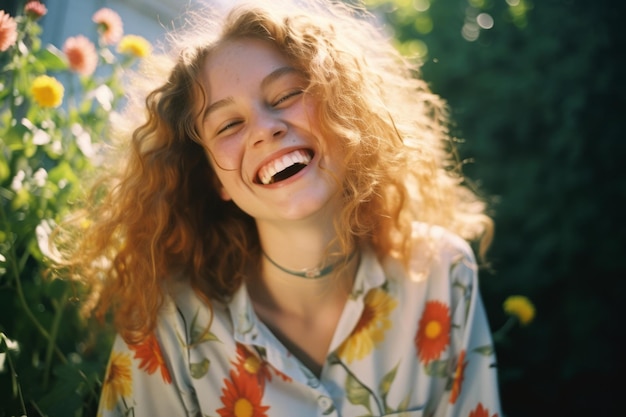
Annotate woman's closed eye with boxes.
[217,120,243,135]
[272,89,303,107]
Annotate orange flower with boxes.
[0,10,18,52]
[337,288,398,362]
[415,300,451,365]
[233,344,292,387]
[100,351,132,411]
[63,35,98,76]
[234,344,272,388]
[468,403,499,417]
[217,370,270,417]
[129,333,172,384]
[24,1,47,19]
[92,8,123,45]
[449,350,468,404]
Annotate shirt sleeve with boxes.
[433,238,502,417]
[97,312,199,417]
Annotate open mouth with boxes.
[257,149,313,185]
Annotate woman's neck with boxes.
[250,219,357,317]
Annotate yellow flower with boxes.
[337,288,398,362]
[31,75,64,108]
[503,295,535,325]
[117,35,151,58]
[100,351,133,410]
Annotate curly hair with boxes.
[54,0,493,343]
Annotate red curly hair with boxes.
[54,0,493,344]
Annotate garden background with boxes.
[1,0,624,416]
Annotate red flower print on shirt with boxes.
[217,369,270,417]
[469,403,499,417]
[234,344,273,387]
[129,333,172,384]
[415,300,451,365]
[450,350,468,403]
[233,344,293,388]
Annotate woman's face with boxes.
[198,38,346,225]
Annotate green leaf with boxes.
[424,359,449,378]
[473,344,494,356]
[34,45,68,72]
[189,358,210,379]
[378,363,399,398]
[0,157,9,183]
[345,372,372,413]
[48,160,78,187]
[189,309,220,345]
[396,393,412,412]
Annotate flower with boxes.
[449,350,467,404]
[217,370,270,417]
[117,34,151,58]
[63,35,98,76]
[24,1,48,19]
[468,403,499,417]
[100,351,133,411]
[0,10,18,51]
[233,344,273,388]
[415,300,451,365]
[129,332,172,384]
[503,295,535,325]
[92,8,123,45]
[337,288,398,362]
[31,75,64,108]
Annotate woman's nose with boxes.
[248,107,287,146]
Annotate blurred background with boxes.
[1,0,624,415]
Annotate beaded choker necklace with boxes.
[262,249,358,279]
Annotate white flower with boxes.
[0,332,20,373]
[22,117,51,145]
[32,129,51,145]
[33,168,47,187]
[88,84,114,112]
[10,170,25,191]
[35,219,61,262]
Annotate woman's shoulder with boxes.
[409,222,476,268]
[158,279,234,345]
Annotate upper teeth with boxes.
[258,150,311,185]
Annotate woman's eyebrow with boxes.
[260,66,302,90]
[203,97,235,122]
[203,67,303,122]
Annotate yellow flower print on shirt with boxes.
[100,351,132,411]
[337,288,398,362]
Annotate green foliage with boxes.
[0,6,146,416]
[367,0,623,415]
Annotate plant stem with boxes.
[492,316,517,343]
[43,287,70,389]
[6,344,27,417]
[0,203,68,365]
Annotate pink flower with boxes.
[63,35,98,76]
[92,8,123,45]
[24,1,48,19]
[0,10,18,52]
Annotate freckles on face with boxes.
[193,38,345,221]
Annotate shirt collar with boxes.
[228,246,387,342]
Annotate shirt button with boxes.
[317,395,334,413]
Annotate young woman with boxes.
[58,1,501,415]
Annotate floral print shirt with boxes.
[99,226,501,417]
